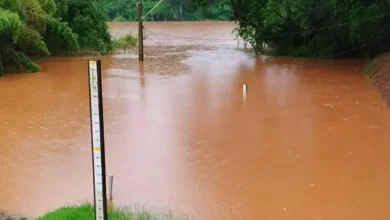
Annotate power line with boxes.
[256,12,390,40]
[142,0,165,20]
[142,12,390,42]
[320,45,367,59]
[112,11,390,56]
[145,34,164,46]
[319,31,390,58]
[145,29,236,41]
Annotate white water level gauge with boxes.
[88,60,108,220]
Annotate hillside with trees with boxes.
[103,0,231,21]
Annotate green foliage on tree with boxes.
[51,0,112,54]
[231,0,390,58]
[0,0,112,76]
[103,0,232,21]
[112,34,138,53]
[1,0,61,75]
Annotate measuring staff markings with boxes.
[88,60,108,220]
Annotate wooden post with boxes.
[138,0,144,61]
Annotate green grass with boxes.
[35,204,188,220]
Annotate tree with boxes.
[231,0,390,58]
[48,0,112,54]
[0,0,78,76]
[0,0,113,76]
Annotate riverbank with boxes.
[366,53,390,105]
[1,205,185,220]
[35,204,186,220]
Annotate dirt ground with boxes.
[368,53,390,105]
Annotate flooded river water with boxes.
[1,22,390,220]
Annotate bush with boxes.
[112,35,138,53]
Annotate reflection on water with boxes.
[1,22,390,220]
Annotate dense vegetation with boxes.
[231,0,390,58]
[3,0,390,77]
[0,0,231,76]
[0,0,112,76]
[103,0,231,21]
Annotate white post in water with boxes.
[243,84,248,93]
[88,60,108,220]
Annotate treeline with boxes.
[0,0,231,76]
[4,0,388,77]
[103,0,232,21]
[0,0,112,76]
[231,0,390,58]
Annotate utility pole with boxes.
[138,0,144,61]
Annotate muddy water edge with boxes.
[366,52,390,104]
[1,22,390,220]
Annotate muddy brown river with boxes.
[1,22,390,220]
